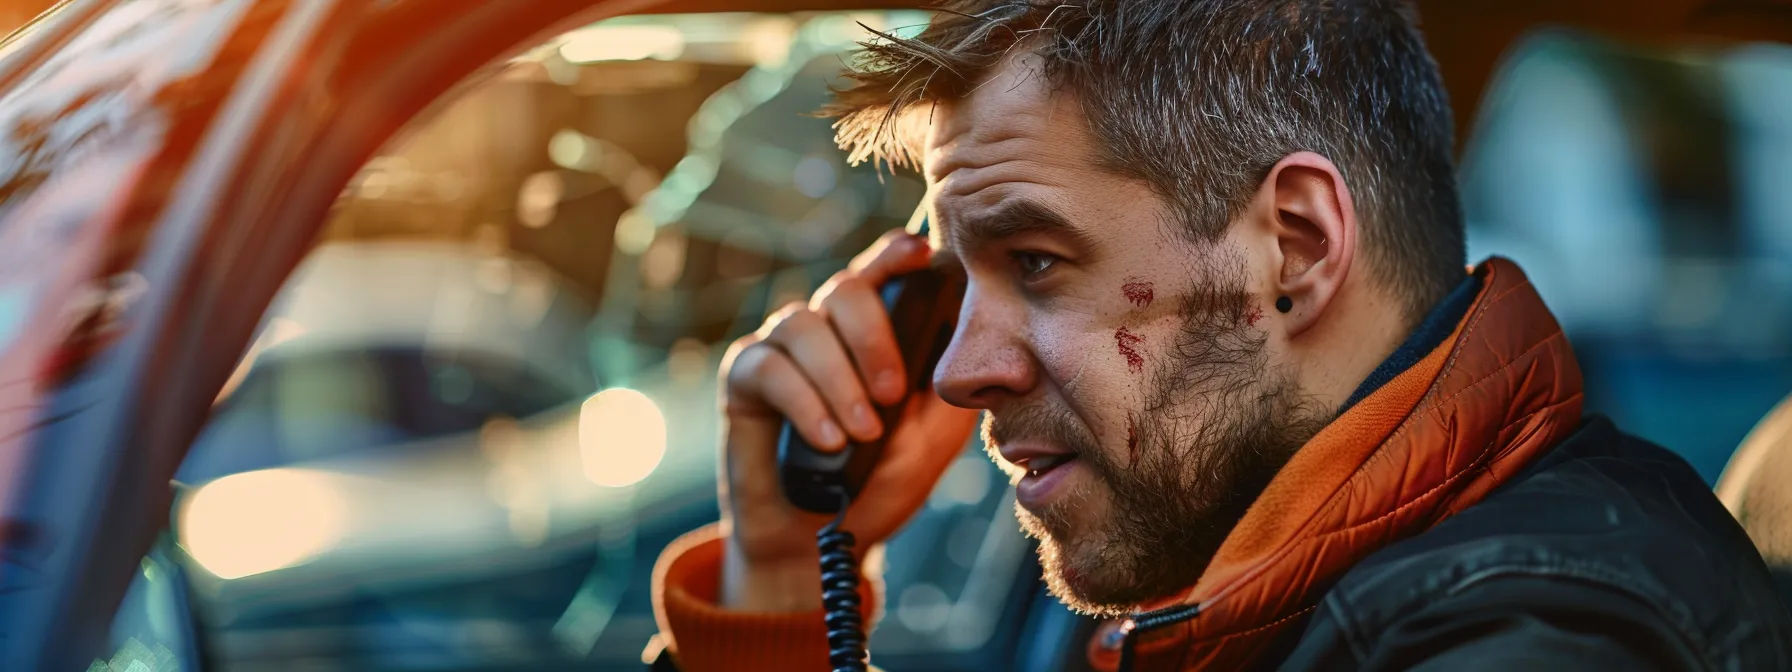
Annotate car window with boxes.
[105,11,1052,671]
[1460,33,1792,482]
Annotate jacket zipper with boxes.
[1118,603,1204,671]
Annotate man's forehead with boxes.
[922,56,1074,181]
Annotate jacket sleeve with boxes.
[647,523,882,671]
[1299,575,1705,671]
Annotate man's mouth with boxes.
[1012,450,1084,510]
[1026,453,1079,478]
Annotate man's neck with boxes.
[1292,272,1480,415]
[1336,274,1482,415]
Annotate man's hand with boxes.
[716,230,980,612]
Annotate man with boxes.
[646,1,1792,669]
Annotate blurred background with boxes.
[66,7,1792,672]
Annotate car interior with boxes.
[0,2,1779,671]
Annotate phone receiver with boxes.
[777,217,961,514]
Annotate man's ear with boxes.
[1260,151,1357,337]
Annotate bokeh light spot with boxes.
[179,469,348,580]
[578,388,668,488]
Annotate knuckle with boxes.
[766,301,805,323]
[851,232,910,267]
[813,275,867,311]
[762,303,816,336]
[723,341,771,380]
[783,308,822,333]
[722,334,759,362]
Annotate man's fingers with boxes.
[763,309,883,442]
[845,230,932,286]
[811,230,930,406]
[726,341,847,453]
[813,275,907,407]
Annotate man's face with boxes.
[925,58,1329,616]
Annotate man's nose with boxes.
[932,289,1036,410]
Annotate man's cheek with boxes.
[1029,324,1108,390]
[1031,324,1151,449]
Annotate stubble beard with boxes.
[993,258,1331,618]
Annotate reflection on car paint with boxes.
[0,10,288,665]
[0,283,28,352]
[0,0,268,448]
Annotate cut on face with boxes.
[924,55,1330,616]
[986,252,1329,616]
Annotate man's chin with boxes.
[1025,510,1202,618]
[1035,534,1141,618]
[1015,484,1155,616]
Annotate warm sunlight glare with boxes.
[558,25,685,64]
[179,469,348,580]
[578,388,667,488]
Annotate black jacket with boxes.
[1275,416,1792,670]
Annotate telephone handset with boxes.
[773,212,961,672]
[776,213,961,513]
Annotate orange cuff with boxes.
[650,523,882,671]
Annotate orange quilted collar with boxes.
[1104,257,1586,670]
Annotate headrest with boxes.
[1716,393,1792,599]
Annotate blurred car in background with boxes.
[0,0,1789,670]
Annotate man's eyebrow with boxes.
[947,199,1097,254]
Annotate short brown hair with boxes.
[827,0,1466,320]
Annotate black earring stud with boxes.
[1275,296,1293,314]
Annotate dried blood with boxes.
[1115,327,1145,373]
[1121,278,1155,308]
[1126,415,1139,466]
[1244,306,1264,327]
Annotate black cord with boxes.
[816,489,866,672]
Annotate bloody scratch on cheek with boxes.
[1114,327,1145,373]
[1121,278,1155,308]
[1244,306,1264,327]
[1126,414,1138,467]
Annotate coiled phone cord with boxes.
[817,488,867,672]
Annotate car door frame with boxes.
[0,0,914,667]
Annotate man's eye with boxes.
[1011,251,1059,279]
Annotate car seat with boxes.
[1716,393,1792,603]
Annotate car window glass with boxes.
[109,11,1050,671]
